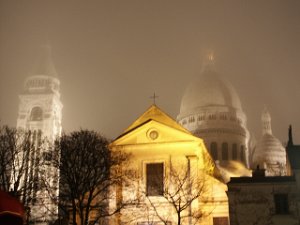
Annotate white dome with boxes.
[177,62,249,169]
[251,108,286,176]
[253,134,286,166]
[179,67,242,118]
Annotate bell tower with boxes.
[17,46,62,140]
[17,46,62,224]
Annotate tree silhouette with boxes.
[52,129,130,225]
[0,125,48,224]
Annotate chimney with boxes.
[252,165,265,178]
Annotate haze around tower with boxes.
[0,0,299,143]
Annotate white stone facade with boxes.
[16,47,62,224]
[252,107,286,176]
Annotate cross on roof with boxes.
[150,92,159,105]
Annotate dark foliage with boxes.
[53,129,129,225]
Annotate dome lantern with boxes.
[261,106,272,135]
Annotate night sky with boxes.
[0,1,299,143]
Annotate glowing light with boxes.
[208,52,214,62]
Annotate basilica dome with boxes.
[177,59,249,169]
[179,64,242,118]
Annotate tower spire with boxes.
[261,106,272,135]
[32,45,58,77]
[287,125,294,147]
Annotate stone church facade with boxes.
[109,105,229,225]
[15,50,291,224]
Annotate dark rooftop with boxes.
[228,175,295,184]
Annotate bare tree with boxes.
[0,125,47,223]
[145,157,212,225]
[52,129,130,225]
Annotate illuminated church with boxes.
[16,49,288,225]
[107,56,288,225]
[109,104,229,225]
[176,56,286,178]
[16,46,62,224]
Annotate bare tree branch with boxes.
[50,129,131,225]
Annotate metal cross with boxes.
[150,92,159,105]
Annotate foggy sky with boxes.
[0,0,300,143]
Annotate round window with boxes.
[148,129,159,140]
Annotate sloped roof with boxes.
[122,104,190,135]
[111,104,224,182]
[228,176,295,184]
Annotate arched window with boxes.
[198,114,205,121]
[30,107,43,121]
[240,145,245,163]
[210,142,218,160]
[222,142,228,160]
[232,143,237,160]
[209,114,217,120]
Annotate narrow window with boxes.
[222,142,228,160]
[232,144,237,160]
[240,145,245,163]
[146,163,164,196]
[274,194,289,214]
[210,142,218,160]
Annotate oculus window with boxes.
[146,163,164,196]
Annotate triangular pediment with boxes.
[123,104,189,135]
[110,104,223,182]
[112,119,200,146]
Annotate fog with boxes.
[0,0,299,143]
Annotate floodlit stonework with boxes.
[177,57,286,179]
[16,46,62,224]
[252,107,286,176]
[177,58,250,175]
[109,105,229,225]
[13,51,292,224]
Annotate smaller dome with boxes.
[252,108,286,175]
[253,134,286,165]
